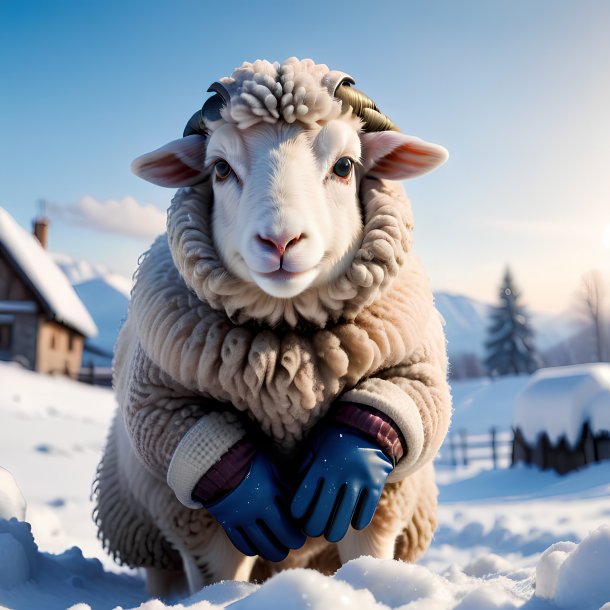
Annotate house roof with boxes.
[0,208,97,338]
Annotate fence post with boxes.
[449,433,457,467]
[460,429,468,466]
[491,427,497,469]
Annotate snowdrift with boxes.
[1,516,609,610]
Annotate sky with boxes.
[1,0,609,315]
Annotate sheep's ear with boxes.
[131,134,208,187]
[361,131,448,180]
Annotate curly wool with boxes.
[132,179,434,453]
[167,177,412,328]
[95,176,451,582]
[217,58,344,129]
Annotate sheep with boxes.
[93,57,452,597]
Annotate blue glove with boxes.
[204,451,306,562]
[291,426,393,543]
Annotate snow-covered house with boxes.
[512,364,610,474]
[0,208,97,377]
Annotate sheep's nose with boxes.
[256,233,303,256]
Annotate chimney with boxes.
[33,217,49,249]
[33,200,49,249]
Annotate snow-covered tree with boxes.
[484,268,540,376]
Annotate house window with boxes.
[68,332,75,352]
[0,324,12,350]
[50,333,56,350]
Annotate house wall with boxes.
[36,320,84,377]
[0,252,40,369]
[0,253,30,300]
[0,312,39,368]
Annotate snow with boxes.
[52,252,132,300]
[0,467,25,521]
[73,278,129,358]
[451,375,531,434]
[52,252,132,365]
[536,527,610,609]
[1,363,609,609]
[513,364,610,445]
[0,208,97,338]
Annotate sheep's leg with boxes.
[336,523,399,563]
[145,567,189,599]
[178,529,258,592]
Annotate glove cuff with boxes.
[192,437,256,505]
[332,402,405,465]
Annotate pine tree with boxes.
[484,268,540,376]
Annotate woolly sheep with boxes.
[94,57,452,597]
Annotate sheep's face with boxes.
[131,57,449,324]
[206,118,363,298]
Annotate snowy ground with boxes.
[0,363,609,610]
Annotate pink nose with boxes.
[256,233,303,256]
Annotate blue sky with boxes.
[1,0,609,313]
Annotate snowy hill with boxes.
[433,292,491,357]
[1,362,610,609]
[72,279,129,360]
[435,291,579,359]
[52,253,131,366]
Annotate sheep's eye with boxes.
[214,159,232,180]
[332,157,353,179]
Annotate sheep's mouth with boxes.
[250,266,319,298]
[253,267,317,282]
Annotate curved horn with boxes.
[207,81,231,104]
[183,81,232,137]
[322,71,355,96]
[183,109,206,137]
[333,80,399,133]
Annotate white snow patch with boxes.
[536,526,610,609]
[535,540,577,599]
[336,556,454,607]
[463,553,514,578]
[0,467,26,521]
[551,525,610,609]
[0,208,97,337]
[52,251,133,300]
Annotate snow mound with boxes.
[514,364,610,445]
[0,519,145,610]
[463,553,513,578]
[0,466,26,521]
[1,518,610,609]
[536,525,610,609]
[336,556,454,607]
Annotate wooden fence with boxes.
[436,428,513,469]
[77,362,113,387]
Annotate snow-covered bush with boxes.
[513,364,610,473]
